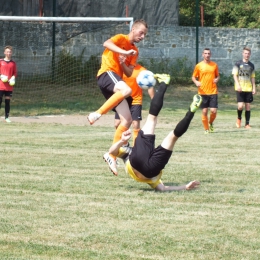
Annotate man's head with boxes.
[129,19,148,43]
[242,47,251,62]
[4,46,13,60]
[202,48,211,62]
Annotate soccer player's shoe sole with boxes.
[103,152,118,176]
[87,112,101,125]
[245,124,251,129]
[154,74,171,84]
[190,94,202,112]
[236,119,241,128]
[5,118,11,123]
[204,130,210,134]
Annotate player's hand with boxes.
[195,81,201,87]
[121,129,131,142]
[237,86,242,92]
[119,54,126,64]
[185,180,200,190]
[125,49,137,56]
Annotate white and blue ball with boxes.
[136,70,156,90]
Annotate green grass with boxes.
[1,86,260,259]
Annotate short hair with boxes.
[4,45,13,51]
[203,48,211,53]
[243,47,251,53]
[132,19,148,29]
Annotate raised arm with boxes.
[104,39,137,56]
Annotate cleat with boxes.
[154,74,171,84]
[87,112,101,125]
[245,124,251,129]
[5,118,11,123]
[190,94,202,112]
[103,152,118,176]
[209,123,214,132]
[236,119,241,128]
[204,130,210,134]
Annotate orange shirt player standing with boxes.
[192,48,220,134]
[87,20,148,175]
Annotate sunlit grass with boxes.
[1,86,260,259]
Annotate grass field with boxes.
[1,86,260,259]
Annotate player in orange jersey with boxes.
[114,64,155,146]
[0,46,17,123]
[192,48,220,134]
[232,47,256,129]
[87,19,148,175]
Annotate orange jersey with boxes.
[97,34,139,78]
[192,61,219,95]
[123,64,146,105]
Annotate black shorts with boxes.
[200,94,218,109]
[115,104,142,121]
[236,91,253,103]
[97,71,122,100]
[129,130,172,178]
[0,90,12,98]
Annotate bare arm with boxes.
[118,55,134,77]
[154,180,200,192]
[109,129,132,156]
[192,76,201,87]
[233,74,242,92]
[213,75,220,83]
[104,39,137,56]
[251,77,256,94]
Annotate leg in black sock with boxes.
[245,110,250,125]
[149,82,167,116]
[173,110,194,138]
[5,99,10,119]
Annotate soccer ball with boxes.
[136,70,156,90]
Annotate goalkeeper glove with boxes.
[9,76,15,86]
[0,74,8,82]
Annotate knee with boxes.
[121,116,132,128]
[114,81,132,97]
[121,86,132,97]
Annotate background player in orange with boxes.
[192,48,220,134]
[87,19,148,175]
[232,47,256,129]
[114,64,155,146]
[0,46,17,123]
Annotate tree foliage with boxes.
[179,0,260,28]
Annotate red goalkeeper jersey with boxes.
[0,59,17,91]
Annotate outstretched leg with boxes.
[161,94,202,151]
[142,74,170,135]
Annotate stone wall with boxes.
[1,21,260,75]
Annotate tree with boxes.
[180,0,260,28]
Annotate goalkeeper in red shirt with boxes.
[0,46,17,123]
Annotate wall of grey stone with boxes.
[1,21,260,76]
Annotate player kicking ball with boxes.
[106,74,201,191]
